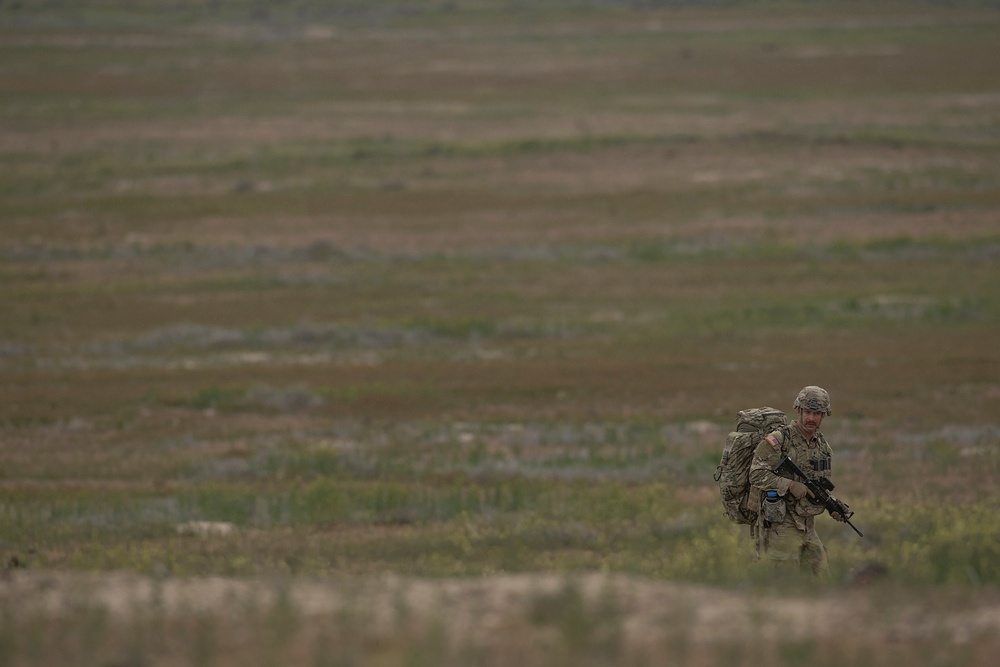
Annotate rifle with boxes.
[775,456,864,537]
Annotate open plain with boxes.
[2,1,1000,665]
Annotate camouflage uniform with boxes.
[748,387,835,581]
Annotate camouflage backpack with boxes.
[713,407,788,525]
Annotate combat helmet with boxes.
[793,385,832,415]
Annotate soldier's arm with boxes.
[748,431,792,495]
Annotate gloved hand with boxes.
[830,502,850,522]
[787,480,812,500]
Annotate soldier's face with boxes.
[797,408,825,435]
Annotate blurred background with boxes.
[2,1,1000,665]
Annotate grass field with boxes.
[2,0,1000,665]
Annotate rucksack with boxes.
[713,407,788,525]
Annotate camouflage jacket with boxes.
[748,423,833,524]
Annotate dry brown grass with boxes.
[4,569,1000,667]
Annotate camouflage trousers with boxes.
[759,515,831,581]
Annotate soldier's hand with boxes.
[787,480,812,500]
[831,502,851,522]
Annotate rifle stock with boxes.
[775,456,864,537]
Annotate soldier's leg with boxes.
[763,521,803,571]
[802,526,832,582]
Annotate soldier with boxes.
[748,386,848,580]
